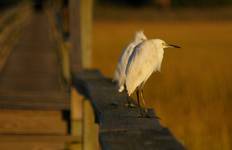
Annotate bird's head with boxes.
[134,31,147,42]
[153,39,181,49]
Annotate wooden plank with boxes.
[0,110,68,135]
[0,99,69,110]
[79,0,93,68]
[99,109,161,132]
[0,142,65,150]
[0,91,69,110]
[100,130,185,150]
[70,88,83,150]
[0,135,80,142]
[71,88,83,138]
[47,9,71,84]
[0,11,70,110]
[0,135,80,150]
[73,70,186,150]
[69,0,83,71]
[69,0,93,72]
[83,100,99,150]
[0,4,31,73]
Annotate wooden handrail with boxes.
[73,70,185,150]
[0,4,31,72]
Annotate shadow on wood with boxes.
[73,70,186,150]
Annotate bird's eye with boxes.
[162,42,165,46]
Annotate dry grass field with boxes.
[92,19,232,150]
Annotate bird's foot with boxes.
[125,102,136,108]
[138,108,153,118]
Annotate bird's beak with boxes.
[166,44,181,48]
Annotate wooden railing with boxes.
[47,10,71,85]
[0,4,31,72]
[73,70,186,150]
[48,0,186,149]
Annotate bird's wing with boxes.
[125,41,158,95]
[114,31,148,81]
[113,47,126,81]
[120,43,137,86]
[114,42,140,87]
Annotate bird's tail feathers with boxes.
[118,86,124,92]
[117,74,126,91]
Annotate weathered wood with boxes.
[0,110,67,135]
[0,94,69,110]
[0,134,82,150]
[0,5,31,73]
[0,12,70,110]
[47,9,71,84]
[0,135,80,142]
[0,5,76,150]
[100,129,185,150]
[79,0,93,68]
[69,0,93,72]
[69,0,82,71]
[70,88,83,139]
[0,142,65,150]
[83,100,99,150]
[0,134,80,150]
[73,70,185,150]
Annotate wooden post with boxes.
[80,0,93,69]
[69,0,93,149]
[83,100,99,150]
[69,0,93,73]
[70,88,84,150]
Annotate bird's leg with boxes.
[136,88,151,118]
[125,94,136,108]
[137,89,146,117]
[136,89,141,108]
[140,89,148,113]
[125,87,136,108]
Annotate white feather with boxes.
[125,39,165,96]
[113,31,147,92]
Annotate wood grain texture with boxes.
[0,110,67,135]
[0,12,70,110]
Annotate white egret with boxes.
[114,31,147,92]
[125,39,180,114]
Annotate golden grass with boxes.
[92,20,232,150]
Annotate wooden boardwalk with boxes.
[0,10,74,150]
[0,3,186,150]
[0,12,69,110]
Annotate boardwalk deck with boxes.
[0,12,69,110]
[0,9,75,150]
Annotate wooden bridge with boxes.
[0,1,185,150]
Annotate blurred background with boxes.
[1,0,232,150]
[93,1,232,150]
